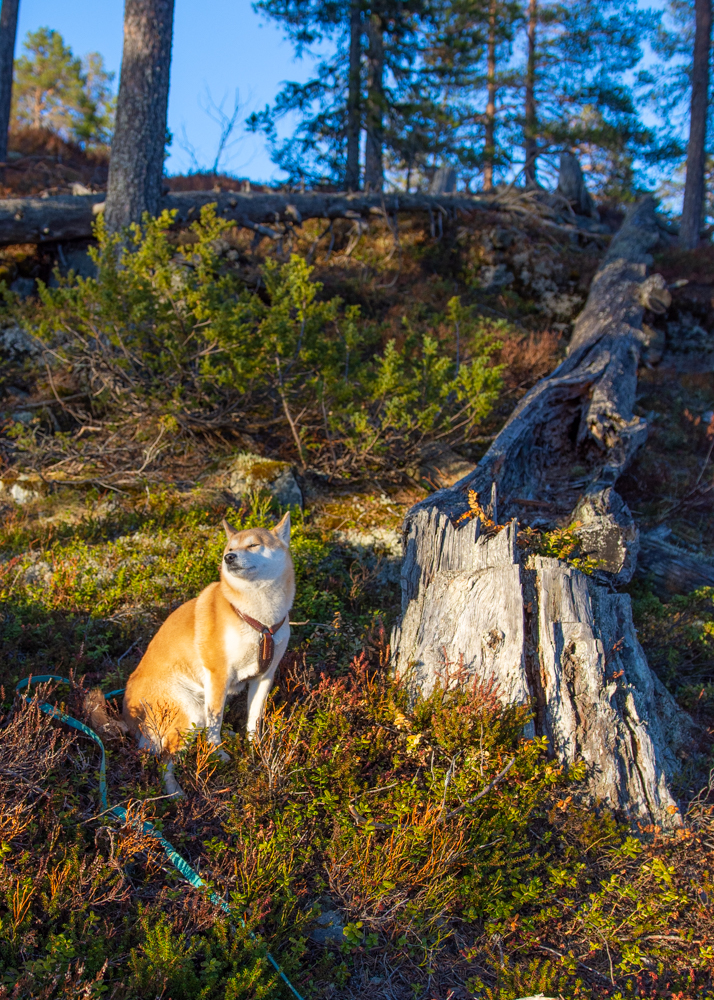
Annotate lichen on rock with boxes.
[227,451,303,507]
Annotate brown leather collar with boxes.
[232,607,286,673]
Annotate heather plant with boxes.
[1,485,714,998]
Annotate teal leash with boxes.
[15,675,306,1000]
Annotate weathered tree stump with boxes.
[393,198,693,827]
[557,151,598,219]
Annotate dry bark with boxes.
[0,0,19,166]
[557,151,597,219]
[679,0,712,249]
[524,0,538,187]
[364,12,385,192]
[637,531,714,599]
[104,0,175,231]
[483,0,498,193]
[393,197,694,827]
[346,0,362,192]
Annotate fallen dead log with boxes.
[637,530,714,598]
[0,187,611,245]
[0,190,491,245]
[393,197,694,828]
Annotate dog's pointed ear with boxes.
[223,517,238,539]
[273,511,291,546]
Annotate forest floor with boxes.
[0,192,714,999]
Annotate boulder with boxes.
[479,263,514,292]
[333,526,402,586]
[572,487,640,584]
[227,452,303,508]
[0,325,42,358]
[417,441,476,489]
[310,908,345,945]
[0,476,42,504]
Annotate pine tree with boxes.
[513,0,656,194]
[251,0,423,188]
[12,27,114,146]
[249,0,352,184]
[364,8,385,189]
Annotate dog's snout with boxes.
[224,551,238,565]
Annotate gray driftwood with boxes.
[393,197,693,828]
[638,529,714,598]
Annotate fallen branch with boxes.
[439,757,515,822]
[347,759,515,831]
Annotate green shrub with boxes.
[1,486,713,998]
[8,207,503,470]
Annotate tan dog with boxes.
[122,512,294,795]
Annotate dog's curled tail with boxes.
[83,688,129,737]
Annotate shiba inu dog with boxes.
[121,512,294,795]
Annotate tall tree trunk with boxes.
[483,0,497,192]
[393,199,695,829]
[105,0,175,232]
[524,0,537,188]
[679,0,712,250]
[345,0,361,191]
[0,0,19,167]
[364,12,384,193]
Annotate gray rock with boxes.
[0,325,42,358]
[418,441,475,489]
[22,559,53,587]
[572,487,639,584]
[10,277,35,299]
[479,263,514,292]
[310,909,345,945]
[0,477,42,504]
[490,228,515,249]
[333,526,402,586]
[61,248,97,279]
[227,452,303,508]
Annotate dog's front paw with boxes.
[163,774,185,798]
[212,746,231,762]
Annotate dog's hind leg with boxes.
[160,757,184,798]
[137,732,185,798]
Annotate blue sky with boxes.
[15,0,311,181]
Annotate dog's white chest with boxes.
[224,619,260,685]
[223,616,289,693]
